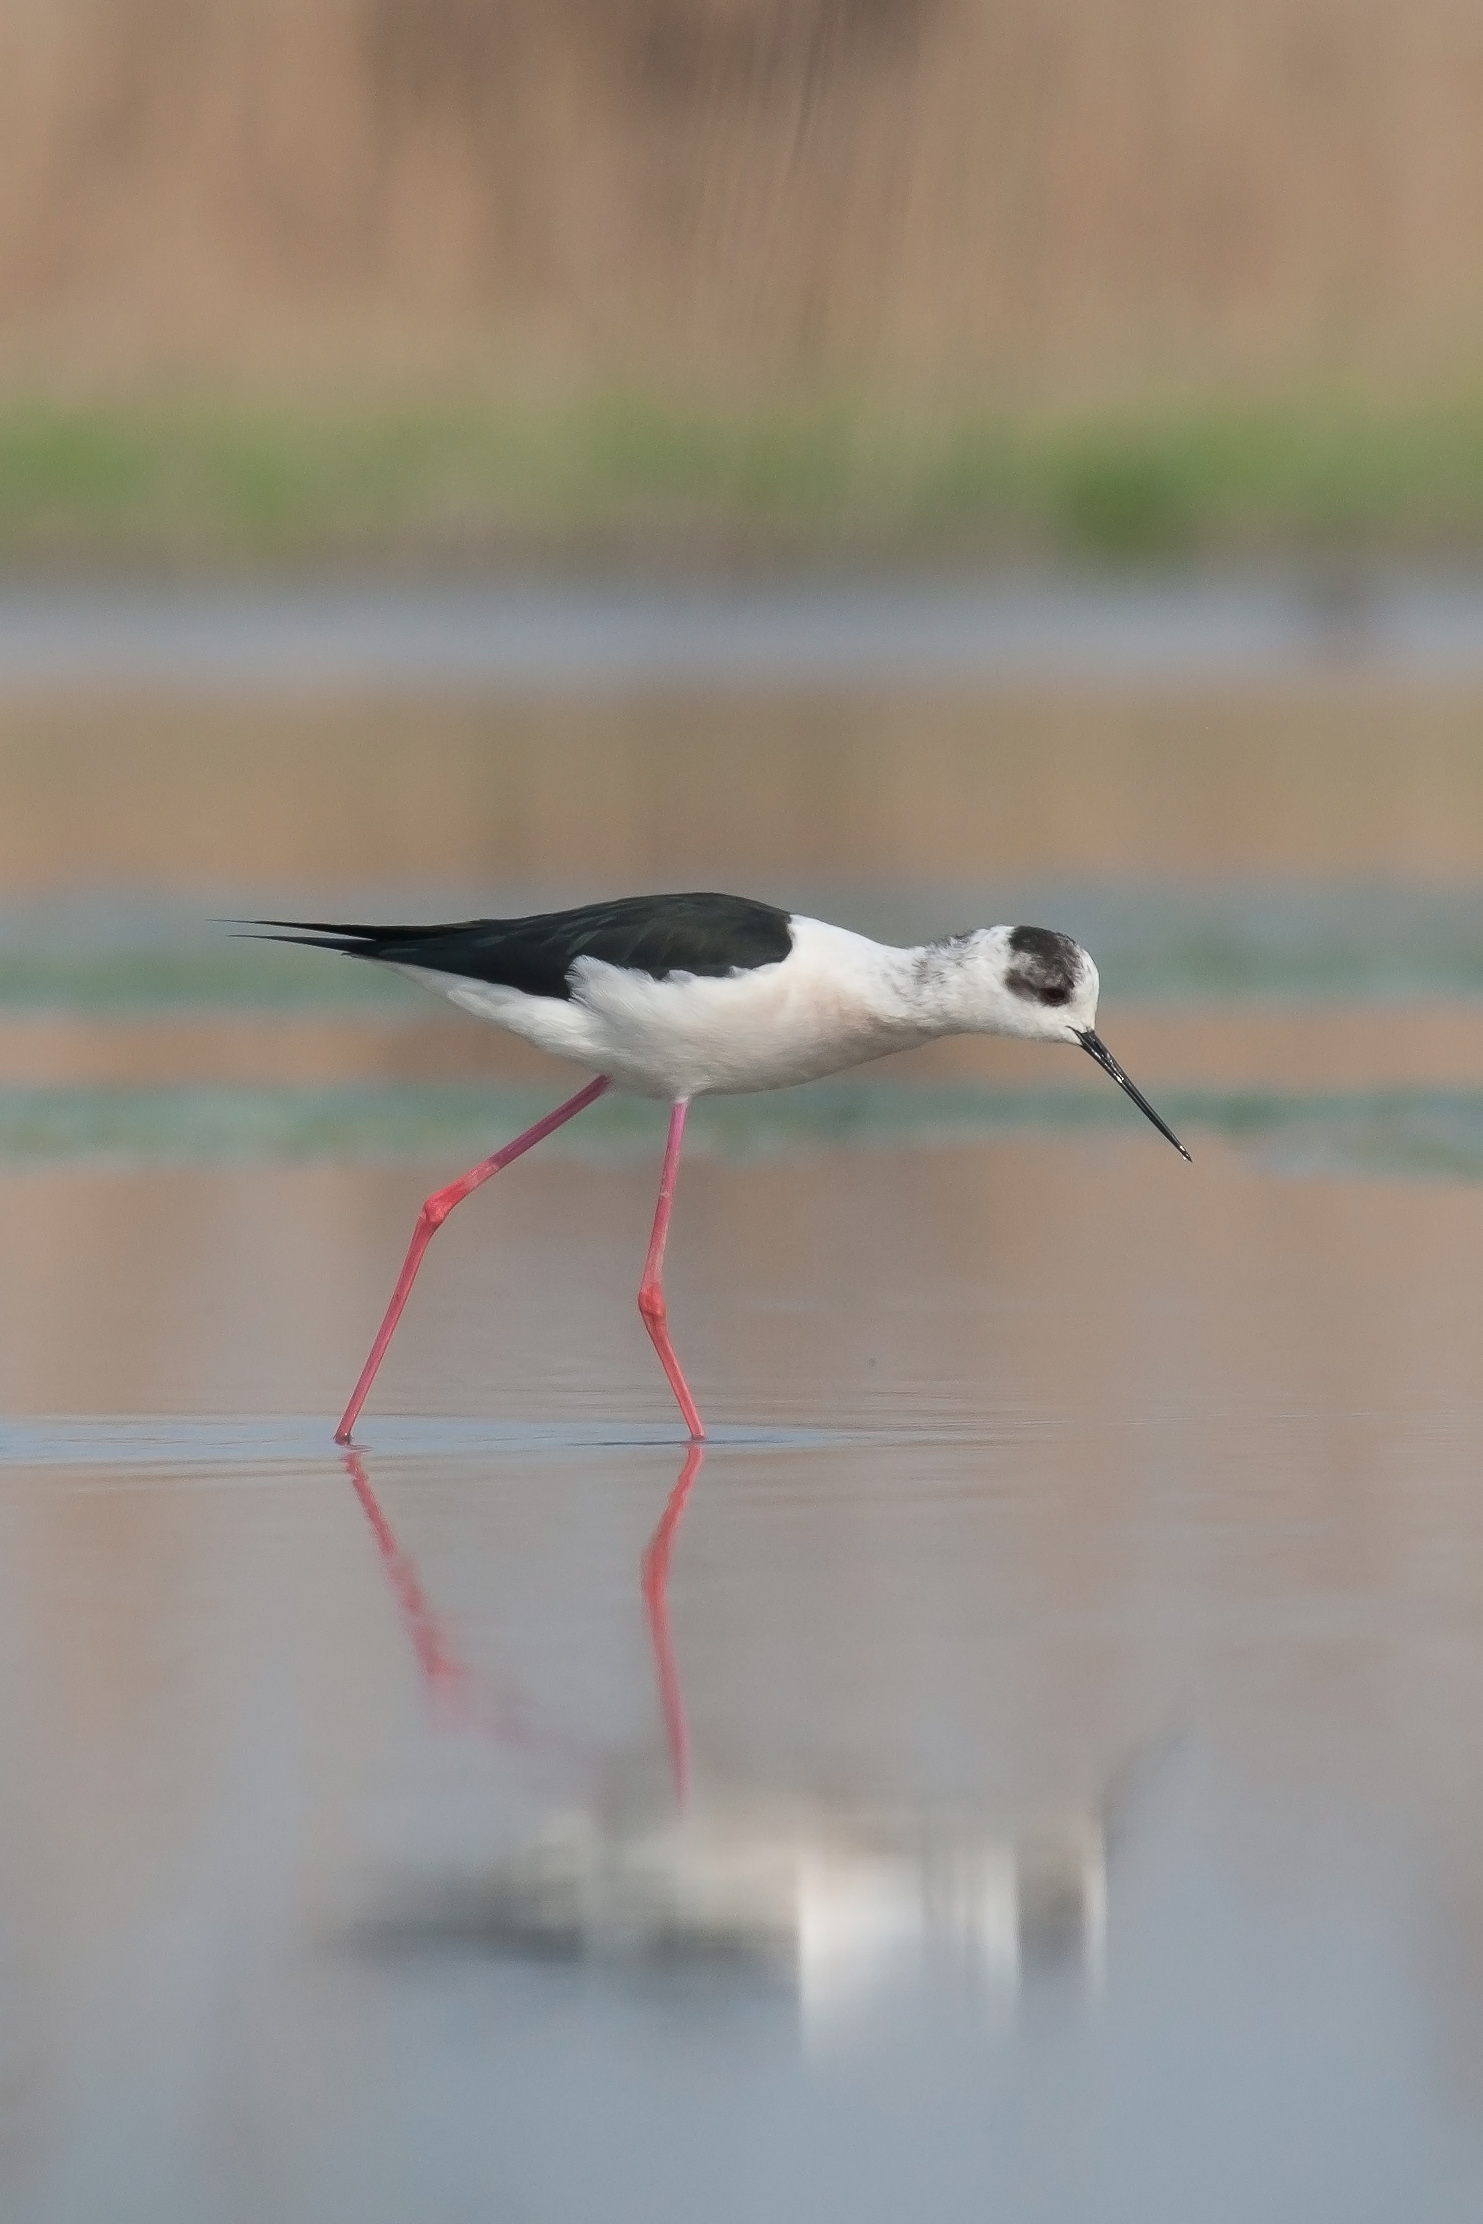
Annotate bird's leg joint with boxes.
[419,1189,459,1234]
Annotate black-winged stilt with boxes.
[261,892,1189,1443]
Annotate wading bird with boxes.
[262,893,1189,1443]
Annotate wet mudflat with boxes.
[6,624,1483,2219]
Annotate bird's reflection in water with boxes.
[343,1447,1112,2034]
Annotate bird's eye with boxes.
[1005,966,1074,1006]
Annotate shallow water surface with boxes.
[3,1138,1483,2223]
[6,640,1483,2219]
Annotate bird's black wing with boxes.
[254,893,795,1001]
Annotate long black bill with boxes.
[1077,1030,1191,1161]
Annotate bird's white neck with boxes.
[837,922,1088,1047]
[789,920,997,1051]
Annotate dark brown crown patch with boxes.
[1005,924,1082,1007]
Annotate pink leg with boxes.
[335,1073,611,1443]
[641,1442,705,1803]
[637,1099,705,1441]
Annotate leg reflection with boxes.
[641,1442,706,1806]
[344,1443,704,1796]
[342,1449,533,1746]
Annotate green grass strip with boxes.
[8,390,1483,562]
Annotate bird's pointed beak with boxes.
[1077,1030,1191,1161]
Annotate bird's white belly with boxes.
[591,982,911,1097]
[571,936,923,1098]
[399,923,925,1100]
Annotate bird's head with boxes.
[967,924,1190,1160]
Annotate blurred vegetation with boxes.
[6,391,1483,567]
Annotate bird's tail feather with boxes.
[239,920,454,962]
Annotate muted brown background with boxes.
[8,679,1483,888]
[5,0,1483,397]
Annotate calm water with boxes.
[6,602,1483,2220]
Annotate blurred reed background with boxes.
[4,0,1483,562]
